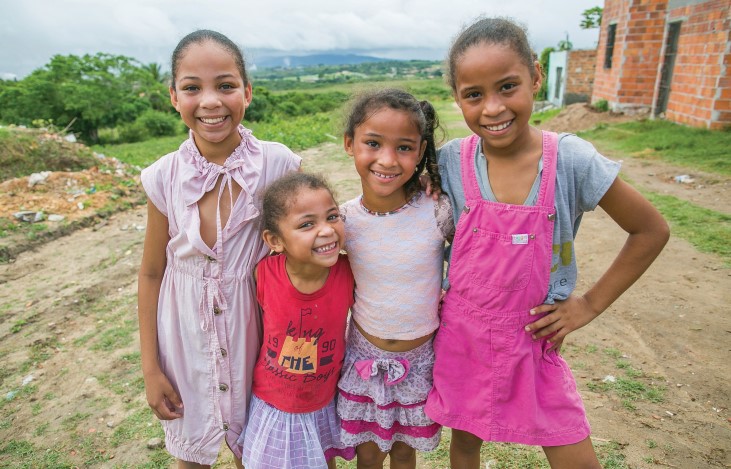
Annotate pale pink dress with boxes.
[140,125,301,464]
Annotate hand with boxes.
[144,370,184,420]
[420,174,441,200]
[524,295,601,350]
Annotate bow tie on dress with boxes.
[354,358,410,386]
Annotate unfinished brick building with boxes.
[547,49,597,106]
[593,0,731,129]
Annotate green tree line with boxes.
[0,53,351,145]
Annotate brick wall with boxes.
[565,50,597,104]
[593,0,731,128]
[663,0,731,129]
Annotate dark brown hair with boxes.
[343,88,442,199]
[170,29,248,89]
[262,172,336,235]
[447,16,537,92]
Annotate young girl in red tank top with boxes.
[236,172,355,468]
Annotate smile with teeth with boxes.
[484,120,512,131]
[199,116,227,124]
[313,242,337,253]
[372,170,400,179]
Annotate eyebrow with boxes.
[178,73,238,81]
[363,132,419,144]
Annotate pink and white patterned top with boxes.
[341,192,453,341]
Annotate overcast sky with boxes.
[0,0,602,80]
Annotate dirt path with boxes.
[1,116,729,467]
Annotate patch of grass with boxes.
[93,135,182,169]
[0,440,72,468]
[643,192,731,263]
[0,128,100,180]
[62,411,92,431]
[531,108,562,126]
[109,407,164,448]
[588,376,665,404]
[580,119,731,176]
[0,218,19,238]
[33,422,49,437]
[596,441,629,468]
[10,319,27,334]
[91,318,136,351]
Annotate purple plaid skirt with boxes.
[238,395,355,468]
[337,325,442,453]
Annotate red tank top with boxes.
[251,253,354,413]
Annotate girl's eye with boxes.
[182,85,199,92]
[365,141,379,148]
[327,213,341,222]
[501,83,517,92]
[220,83,234,90]
[465,91,481,99]
[298,222,313,229]
[398,145,413,152]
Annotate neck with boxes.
[361,189,410,214]
[193,130,242,166]
[284,257,330,294]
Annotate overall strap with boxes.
[536,131,559,209]
[459,134,482,201]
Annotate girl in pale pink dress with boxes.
[138,30,300,468]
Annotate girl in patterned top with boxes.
[337,88,454,469]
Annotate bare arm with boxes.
[138,199,183,419]
[526,177,670,344]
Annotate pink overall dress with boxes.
[425,132,590,446]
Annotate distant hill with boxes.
[252,53,389,69]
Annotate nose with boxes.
[482,93,505,117]
[318,223,335,237]
[200,88,222,109]
[377,147,398,168]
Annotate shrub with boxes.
[593,99,609,112]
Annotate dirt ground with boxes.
[0,104,729,468]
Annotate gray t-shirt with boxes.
[438,133,620,303]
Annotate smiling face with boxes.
[344,107,426,213]
[263,187,345,270]
[453,41,541,158]
[170,40,252,163]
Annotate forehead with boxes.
[455,42,532,81]
[359,108,421,136]
[177,40,239,75]
[286,187,334,212]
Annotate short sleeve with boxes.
[434,194,454,240]
[558,134,620,213]
[140,155,172,217]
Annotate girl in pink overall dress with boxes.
[424,17,669,469]
[426,132,589,443]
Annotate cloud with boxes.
[0,0,601,78]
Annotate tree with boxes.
[0,53,167,142]
[581,6,603,29]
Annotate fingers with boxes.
[529,303,559,316]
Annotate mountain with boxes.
[251,53,389,69]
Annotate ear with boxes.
[532,61,542,94]
[343,134,354,156]
[262,230,285,253]
[170,86,181,112]
[243,82,253,108]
